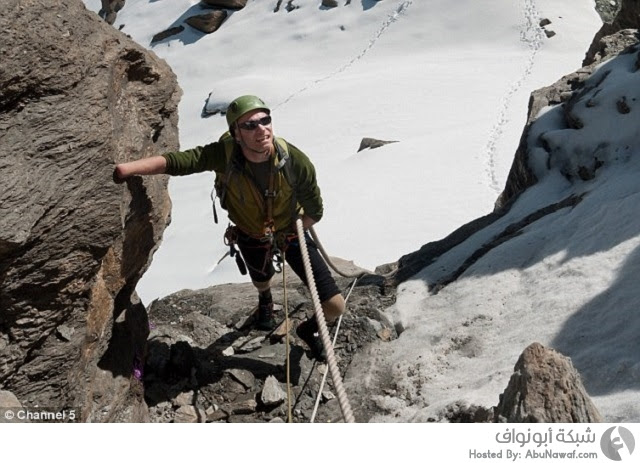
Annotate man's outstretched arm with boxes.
[114,156,167,181]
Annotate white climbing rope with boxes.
[282,252,293,423]
[309,225,398,280]
[308,226,370,279]
[309,277,358,423]
[296,218,355,423]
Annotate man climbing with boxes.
[114,95,345,362]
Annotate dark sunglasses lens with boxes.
[240,115,272,130]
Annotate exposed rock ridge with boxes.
[430,194,584,294]
[496,0,640,210]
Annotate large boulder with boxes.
[0,0,180,421]
[494,343,602,423]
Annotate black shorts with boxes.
[236,231,340,303]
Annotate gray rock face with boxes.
[201,0,247,9]
[586,0,640,65]
[357,138,399,152]
[584,28,640,67]
[151,26,186,44]
[229,368,256,389]
[594,0,622,23]
[321,0,339,8]
[185,10,228,34]
[494,343,602,423]
[99,0,126,25]
[0,0,180,421]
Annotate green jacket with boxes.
[162,135,323,237]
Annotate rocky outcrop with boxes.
[185,10,228,34]
[149,3,235,43]
[584,29,640,66]
[586,0,640,65]
[386,209,509,286]
[140,269,396,423]
[494,343,602,423]
[436,343,602,423]
[322,0,339,8]
[0,0,180,422]
[496,7,640,209]
[594,0,622,23]
[99,0,126,25]
[494,71,594,209]
[151,26,186,44]
[357,138,399,152]
[201,0,247,9]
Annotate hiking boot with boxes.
[296,316,327,362]
[255,292,276,331]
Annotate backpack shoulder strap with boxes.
[219,131,235,161]
[212,131,243,223]
[274,137,297,189]
[274,137,300,221]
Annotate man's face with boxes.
[235,109,273,154]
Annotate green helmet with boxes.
[226,95,270,127]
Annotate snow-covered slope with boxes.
[83,0,600,304]
[348,46,640,422]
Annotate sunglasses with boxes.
[237,115,272,131]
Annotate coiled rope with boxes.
[296,218,355,423]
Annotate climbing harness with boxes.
[213,135,302,277]
[223,226,247,275]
